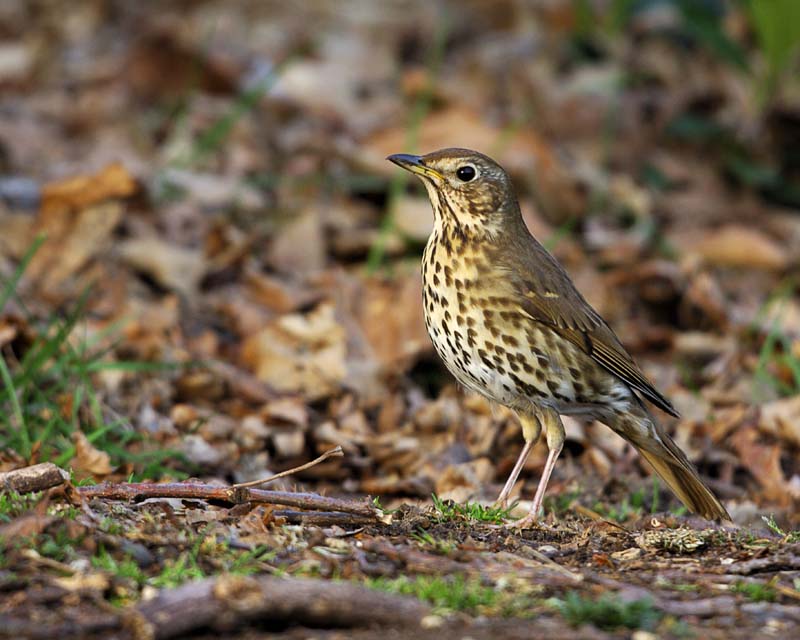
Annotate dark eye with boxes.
[456,165,476,182]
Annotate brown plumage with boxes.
[388,148,729,527]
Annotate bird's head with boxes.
[387,148,518,240]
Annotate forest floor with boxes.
[1,1,800,638]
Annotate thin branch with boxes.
[232,446,343,489]
[77,482,386,522]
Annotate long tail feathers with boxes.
[617,403,730,521]
[637,445,730,521]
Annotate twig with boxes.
[232,446,343,489]
[272,509,373,527]
[77,482,386,521]
[516,544,583,582]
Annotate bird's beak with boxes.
[387,153,443,181]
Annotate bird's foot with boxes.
[505,510,541,530]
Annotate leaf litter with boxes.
[0,1,799,638]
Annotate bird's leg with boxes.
[495,414,541,508]
[513,409,565,529]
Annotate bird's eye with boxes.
[455,165,476,182]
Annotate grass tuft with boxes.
[431,494,513,525]
[731,580,778,603]
[0,239,184,480]
[366,574,497,614]
[552,592,662,631]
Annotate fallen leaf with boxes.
[23,163,136,294]
[394,196,434,242]
[71,431,113,478]
[40,163,137,214]
[434,458,494,502]
[683,225,789,271]
[729,425,791,503]
[357,274,429,372]
[241,303,347,400]
[268,208,326,274]
[759,396,800,448]
[118,237,206,296]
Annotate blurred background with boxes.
[1,0,799,527]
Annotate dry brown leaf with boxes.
[358,274,429,371]
[0,318,18,348]
[434,458,494,502]
[684,225,789,271]
[244,269,305,313]
[268,209,326,274]
[71,430,113,478]
[118,237,206,296]
[26,201,124,293]
[394,196,434,242]
[729,425,790,503]
[20,163,136,293]
[40,163,137,214]
[241,303,347,400]
[264,397,309,429]
[759,396,800,449]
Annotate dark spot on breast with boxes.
[501,334,518,347]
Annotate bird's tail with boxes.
[612,406,730,521]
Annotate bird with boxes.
[387,148,730,528]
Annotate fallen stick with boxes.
[134,574,429,639]
[77,482,385,521]
[272,509,373,527]
[0,462,68,494]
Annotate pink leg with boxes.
[495,440,533,508]
[511,409,565,529]
[496,414,541,508]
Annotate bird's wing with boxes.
[499,239,679,418]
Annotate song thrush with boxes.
[388,148,730,528]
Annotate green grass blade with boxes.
[0,351,30,458]
[0,235,46,315]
